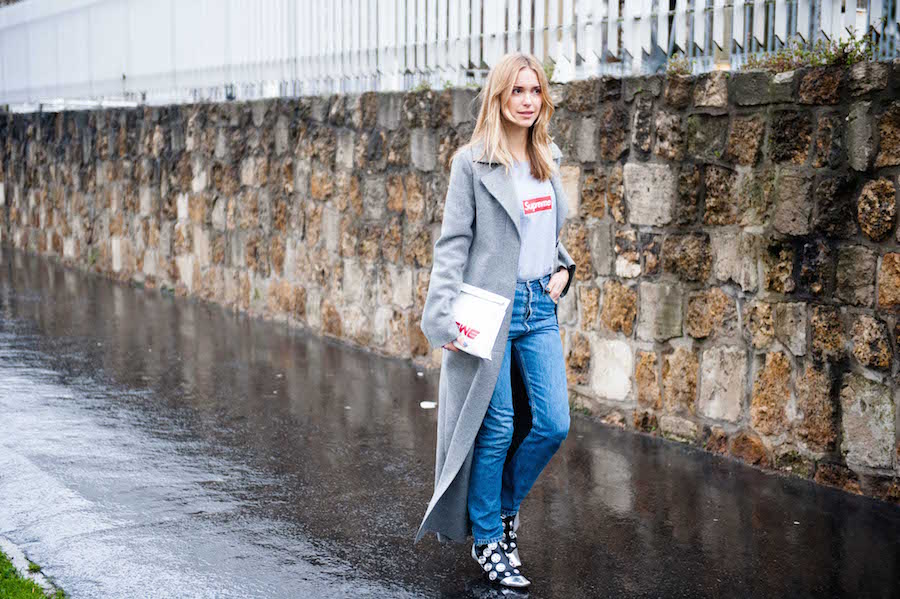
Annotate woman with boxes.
[415,52,576,588]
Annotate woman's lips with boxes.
[519,112,534,117]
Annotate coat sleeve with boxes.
[420,152,476,350]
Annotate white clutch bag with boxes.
[450,284,511,360]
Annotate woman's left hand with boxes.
[546,269,569,303]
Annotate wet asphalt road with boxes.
[0,250,899,599]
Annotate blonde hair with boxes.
[454,52,556,181]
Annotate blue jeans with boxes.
[467,273,570,545]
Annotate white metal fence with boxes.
[0,0,897,111]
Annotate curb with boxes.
[0,535,60,595]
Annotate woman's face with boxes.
[504,67,542,130]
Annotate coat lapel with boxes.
[480,166,522,239]
[472,140,566,240]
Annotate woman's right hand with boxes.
[442,334,469,352]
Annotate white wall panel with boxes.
[1,0,899,107]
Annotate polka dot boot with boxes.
[470,541,530,588]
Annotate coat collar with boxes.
[471,140,568,239]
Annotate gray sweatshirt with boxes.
[510,160,557,281]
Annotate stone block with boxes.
[813,175,858,238]
[774,302,807,357]
[575,116,597,163]
[176,192,190,221]
[876,102,900,167]
[654,111,684,161]
[600,281,638,336]
[851,315,892,371]
[857,178,896,241]
[321,205,341,255]
[175,254,195,293]
[607,165,626,223]
[744,301,775,350]
[410,129,436,171]
[565,332,591,385]
[614,229,641,278]
[840,373,895,469]
[557,287,578,325]
[562,222,591,281]
[810,306,844,362]
[623,163,676,226]
[712,231,759,293]
[193,226,210,268]
[762,243,795,294]
[751,351,792,436]
[729,431,772,467]
[641,234,661,275]
[578,286,601,330]
[638,282,683,342]
[725,115,765,165]
[389,264,414,308]
[848,102,875,171]
[662,233,712,282]
[589,222,612,277]
[849,62,889,96]
[699,346,746,422]
[335,129,355,170]
[581,170,607,217]
[835,245,876,307]
[664,75,693,109]
[341,258,367,304]
[728,71,772,106]
[631,94,654,153]
[662,347,699,415]
[703,166,737,225]
[451,88,478,125]
[693,71,728,107]
[794,364,836,454]
[362,175,387,220]
[635,351,661,410]
[686,114,728,160]
[376,94,402,130]
[659,415,699,442]
[812,114,845,169]
[589,337,633,401]
[598,104,628,161]
[797,239,831,296]
[798,67,843,105]
[564,78,603,112]
[685,287,737,340]
[623,75,662,102]
[560,165,581,217]
[769,111,812,164]
[878,253,900,310]
[773,169,812,235]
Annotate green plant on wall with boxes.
[666,53,693,76]
[742,24,881,72]
[543,60,555,82]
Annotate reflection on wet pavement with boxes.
[0,250,898,598]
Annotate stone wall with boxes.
[2,64,899,504]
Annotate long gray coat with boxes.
[415,139,577,544]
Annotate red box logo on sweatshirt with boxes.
[523,195,552,215]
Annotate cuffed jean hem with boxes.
[473,535,506,546]
[500,509,518,518]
